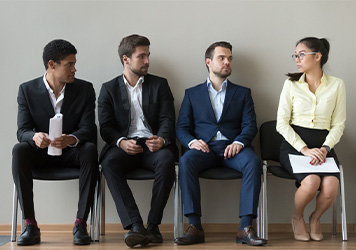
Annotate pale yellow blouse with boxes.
[276,73,346,151]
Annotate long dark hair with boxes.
[287,37,330,81]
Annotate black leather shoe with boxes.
[73,224,91,245]
[174,224,205,245]
[147,223,163,243]
[236,226,267,246]
[124,223,150,248]
[17,224,41,246]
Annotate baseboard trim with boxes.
[0,223,354,234]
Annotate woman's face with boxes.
[294,42,321,73]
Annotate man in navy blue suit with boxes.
[175,41,266,246]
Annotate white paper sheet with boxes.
[48,113,63,156]
[288,154,340,174]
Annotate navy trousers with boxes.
[179,140,261,218]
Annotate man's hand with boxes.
[51,134,77,149]
[33,132,51,148]
[119,139,143,155]
[145,135,164,152]
[300,146,327,165]
[190,139,210,153]
[224,143,243,159]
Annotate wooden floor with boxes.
[2,232,356,250]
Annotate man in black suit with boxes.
[98,34,177,248]
[12,39,99,246]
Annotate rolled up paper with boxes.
[48,113,63,156]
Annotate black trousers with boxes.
[101,146,175,229]
[12,142,99,221]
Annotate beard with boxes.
[130,66,149,77]
[212,68,231,79]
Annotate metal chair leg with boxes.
[262,163,268,240]
[174,163,183,239]
[339,165,347,241]
[94,169,102,241]
[100,173,106,235]
[11,184,18,242]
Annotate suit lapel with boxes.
[118,75,130,111]
[36,78,55,116]
[202,82,217,121]
[61,82,77,115]
[220,81,238,121]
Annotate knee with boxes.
[12,142,32,158]
[243,156,262,176]
[179,155,197,177]
[300,176,320,194]
[79,142,98,158]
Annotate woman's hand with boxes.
[300,146,327,165]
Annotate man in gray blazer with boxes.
[98,34,178,248]
[12,39,99,246]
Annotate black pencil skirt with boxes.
[280,125,340,184]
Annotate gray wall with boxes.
[0,1,355,225]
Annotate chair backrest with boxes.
[259,120,284,162]
[32,168,80,181]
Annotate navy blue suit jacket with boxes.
[176,80,257,150]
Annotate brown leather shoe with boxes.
[174,224,205,245]
[236,226,267,246]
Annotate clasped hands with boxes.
[33,132,76,149]
[300,146,328,165]
[119,135,164,155]
[190,139,242,159]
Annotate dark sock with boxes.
[187,214,202,230]
[239,215,254,230]
[25,218,37,227]
[75,218,87,226]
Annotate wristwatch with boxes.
[159,137,170,147]
[322,145,331,153]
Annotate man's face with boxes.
[124,46,150,76]
[206,46,232,78]
[51,54,77,84]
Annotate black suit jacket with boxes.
[98,74,178,161]
[17,76,97,148]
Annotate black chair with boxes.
[175,148,265,239]
[11,167,100,242]
[259,120,347,241]
[95,164,181,241]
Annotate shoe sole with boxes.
[73,239,91,245]
[17,237,41,246]
[125,234,150,248]
[236,238,266,246]
[174,238,205,245]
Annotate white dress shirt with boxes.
[116,75,153,147]
[43,73,79,147]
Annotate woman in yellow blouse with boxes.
[276,37,346,242]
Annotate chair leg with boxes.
[94,169,102,241]
[100,173,106,235]
[11,184,18,242]
[339,165,347,241]
[174,163,183,239]
[262,163,268,240]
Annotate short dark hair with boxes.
[205,41,232,70]
[287,37,330,81]
[118,34,150,65]
[42,39,77,70]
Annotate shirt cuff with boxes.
[233,141,244,147]
[117,137,127,148]
[188,139,198,149]
[67,134,79,147]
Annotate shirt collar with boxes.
[42,73,66,94]
[123,74,144,89]
[298,72,328,86]
[206,77,228,91]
